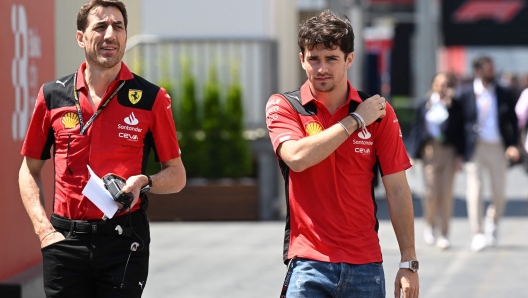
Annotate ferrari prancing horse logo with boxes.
[128,89,143,104]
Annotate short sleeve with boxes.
[265,95,305,153]
[374,102,412,175]
[21,86,54,160]
[150,87,180,162]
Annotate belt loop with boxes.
[67,221,74,237]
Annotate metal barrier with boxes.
[124,35,280,220]
[124,35,278,129]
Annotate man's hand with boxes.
[40,231,65,249]
[354,94,387,126]
[119,175,149,212]
[505,146,520,163]
[394,269,419,298]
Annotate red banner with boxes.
[0,0,55,281]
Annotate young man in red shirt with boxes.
[19,1,186,297]
[266,10,419,298]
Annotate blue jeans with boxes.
[285,258,385,298]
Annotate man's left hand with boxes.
[119,175,148,212]
[394,269,419,298]
[505,146,520,163]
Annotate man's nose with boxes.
[104,26,116,41]
[318,62,329,73]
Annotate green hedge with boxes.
[146,59,253,179]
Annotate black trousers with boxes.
[42,212,150,298]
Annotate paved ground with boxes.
[143,164,528,298]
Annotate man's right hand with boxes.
[354,94,387,126]
[40,231,65,249]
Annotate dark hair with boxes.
[472,56,493,71]
[298,10,354,58]
[77,0,127,32]
[430,72,456,89]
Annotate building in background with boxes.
[0,1,55,296]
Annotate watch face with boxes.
[411,261,419,270]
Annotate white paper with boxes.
[82,165,119,218]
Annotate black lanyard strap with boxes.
[72,72,125,135]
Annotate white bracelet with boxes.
[338,121,351,137]
[351,112,366,130]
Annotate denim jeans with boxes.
[285,258,385,298]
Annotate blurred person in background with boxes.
[266,10,418,298]
[515,86,528,172]
[458,56,519,252]
[18,0,186,297]
[407,72,465,250]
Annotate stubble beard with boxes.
[87,45,124,70]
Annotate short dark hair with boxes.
[77,0,127,32]
[298,10,354,58]
[472,56,493,71]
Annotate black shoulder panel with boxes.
[117,74,160,111]
[357,90,371,101]
[350,90,381,123]
[42,73,76,110]
[281,89,317,116]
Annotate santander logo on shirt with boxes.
[358,127,371,140]
[117,112,142,142]
[353,127,373,155]
[124,112,139,125]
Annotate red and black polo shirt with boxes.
[266,80,411,264]
[21,62,180,220]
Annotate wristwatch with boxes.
[140,175,152,194]
[399,260,419,272]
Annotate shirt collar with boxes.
[75,61,134,91]
[474,78,495,96]
[299,80,362,106]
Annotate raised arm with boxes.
[279,95,386,172]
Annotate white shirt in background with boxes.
[474,78,501,143]
[425,92,449,140]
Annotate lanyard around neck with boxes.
[72,72,125,135]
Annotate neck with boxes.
[84,61,122,97]
[479,77,492,88]
[310,82,349,115]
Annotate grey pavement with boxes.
[144,164,528,298]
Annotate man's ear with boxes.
[299,52,305,69]
[345,52,354,69]
[76,30,85,48]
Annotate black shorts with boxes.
[42,212,150,298]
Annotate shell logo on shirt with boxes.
[128,89,143,104]
[61,112,79,129]
[305,121,324,136]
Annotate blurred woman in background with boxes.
[408,72,465,250]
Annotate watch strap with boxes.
[146,175,152,187]
[399,260,419,272]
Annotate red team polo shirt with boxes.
[266,81,411,264]
[21,62,180,220]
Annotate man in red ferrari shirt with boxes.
[266,10,418,298]
[18,1,185,297]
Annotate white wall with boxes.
[141,0,275,38]
[55,0,141,77]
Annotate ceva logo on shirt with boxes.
[124,112,139,126]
